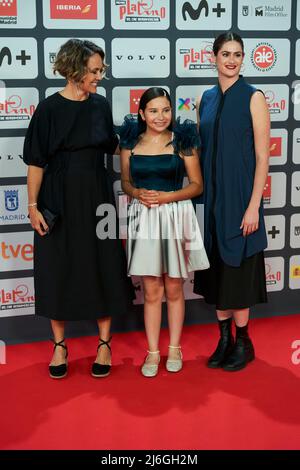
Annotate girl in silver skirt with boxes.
[120,87,209,377]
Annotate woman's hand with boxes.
[134,189,170,207]
[28,207,49,236]
[240,206,259,237]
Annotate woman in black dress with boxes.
[24,39,133,379]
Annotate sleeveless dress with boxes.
[193,77,267,309]
[119,116,210,278]
[23,92,134,320]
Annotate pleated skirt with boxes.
[127,199,210,278]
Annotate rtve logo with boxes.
[0,241,33,262]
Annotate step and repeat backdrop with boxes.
[0,0,299,339]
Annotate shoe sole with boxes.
[207,362,223,369]
[49,372,67,379]
[91,372,111,378]
[222,356,255,372]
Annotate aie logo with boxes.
[4,190,18,211]
[251,42,277,73]
[182,0,225,20]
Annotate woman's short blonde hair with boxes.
[53,38,107,82]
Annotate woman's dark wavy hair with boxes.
[213,32,244,56]
[53,38,107,82]
[137,87,173,134]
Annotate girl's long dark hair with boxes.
[138,87,173,134]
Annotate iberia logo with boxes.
[269,137,282,157]
[251,42,277,73]
[50,0,97,20]
[0,0,17,16]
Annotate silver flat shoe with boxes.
[166,345,183,372]
[141,350,160,377]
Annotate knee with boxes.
[144,287,164,304]
[165,283,183,302]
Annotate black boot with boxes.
[222,323,255,372]
[207,318,234,368]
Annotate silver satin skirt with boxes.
[126,199,210,278]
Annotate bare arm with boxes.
[27,165,48,236]
[120,148,155,207]
[240,91,270,236]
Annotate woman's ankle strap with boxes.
[168,345,181,349]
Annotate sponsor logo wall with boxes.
[0,0,299,319]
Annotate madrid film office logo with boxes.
[242,5,264,16]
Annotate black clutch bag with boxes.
[40,207,59,234]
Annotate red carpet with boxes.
[1,314,300,450]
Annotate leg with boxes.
[95,316,112,365]
[207,309,234,369]
[49,319,68,379]
[216,309,232,321]
[164,275,185,365]
[143,276,164,360]
[50,319,66,366]
[91,316,112,378]
[233,308,249,327]
[141,276,164,375]
[223,308,255,371]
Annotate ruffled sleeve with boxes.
[172,118,201,156]
[118,114,140,150]
[23,101,51,168]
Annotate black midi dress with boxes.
[24,92,134,320]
